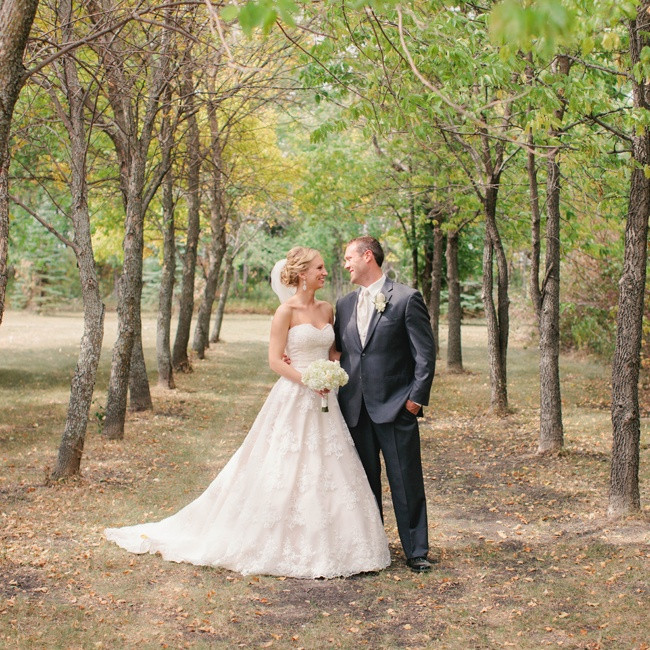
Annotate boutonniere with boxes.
[373,292,387,313]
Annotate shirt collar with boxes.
[363,275,386,299]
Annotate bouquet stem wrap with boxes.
[301,359,349,413]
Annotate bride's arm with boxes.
[268,305,303,383]
[325,301,340,361]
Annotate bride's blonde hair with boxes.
[281,247,319,287]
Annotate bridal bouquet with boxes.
[302,359,349,412]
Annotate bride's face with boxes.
[302,255,328,290]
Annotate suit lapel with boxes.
[347,288,363,349]
[363,279,392,348]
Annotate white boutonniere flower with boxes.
[374,292,387,313]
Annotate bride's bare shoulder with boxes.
[316,300,334,319]
[273,302,294,322]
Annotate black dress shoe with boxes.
[406,556,432,572]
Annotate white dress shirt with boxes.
[357,275,386,346]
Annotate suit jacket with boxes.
[334,278,436,427]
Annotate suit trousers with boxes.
[349,400,429,559]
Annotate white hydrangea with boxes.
[302,359,349,411]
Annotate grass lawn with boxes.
[0,310,648,649]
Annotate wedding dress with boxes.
[105,323,391,578]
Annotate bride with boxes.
[105,246,391,578]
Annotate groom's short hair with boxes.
[349,236,384,267]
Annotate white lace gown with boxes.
[105,324,391,578]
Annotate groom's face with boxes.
[344,244,370,286]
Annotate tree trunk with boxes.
[428,223,444,360]
[537,149,564,453]
[446,229,463,373]
[610,159,647,516]
[210,259,233,344]
[330,233,345,298]
[421,211,434,306]
[527,132,542,319]
[53,268,104,477]
[537,54,571,454]
[192,114,227,359]
[0,0,39,326]
[192,217,227,359]
[172,69,201,372]
[242,263,249,293]
[410,193,418,289]
[103,193,145,439]
[91,0,172,438]
[609,4,650,517]
[52,0,105,478]
[157,167,175,388]
[129,324,152,411]
[482,183,509,415]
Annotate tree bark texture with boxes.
[427,218,444,360]
[609,4,650,517]
[53,162,105,478]
[446,229,463,373]
[94,1,172,437]
[527,132,542,319]
[537,151,564,452]
[172,69,201,372]
[192,121,227,359]
[104,189,145,437]
[52,0,106,478]
[421,211,435,307]
[192,208,227,359]
[482,183,509,415]
[0,0,39,326]
[537,54,571,453]
[157,166,175,388]
[128,321,152,410]
[210,259,233,344]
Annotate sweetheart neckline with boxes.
[289,323,333,332]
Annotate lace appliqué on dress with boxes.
[105,323,390,579]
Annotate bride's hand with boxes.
[316,389,330,397]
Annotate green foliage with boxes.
[489,0,577,55]
[560,302,617,357]
[7,209,81,311]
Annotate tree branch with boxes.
[9,194,77,252]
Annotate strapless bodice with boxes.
[285,323,334,372]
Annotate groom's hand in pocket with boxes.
[405,399,421,415]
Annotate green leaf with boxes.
[581,36,595,57]
[239,3,266,37]
[277,0,298,26]
[601,31,620,51]
[261,8,278,34]
[220,5,239,22]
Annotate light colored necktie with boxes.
[357,288,372,345]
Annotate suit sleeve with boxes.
[333,297,343,353]
[404,291,436,406]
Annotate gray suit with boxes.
[334,278,436,559]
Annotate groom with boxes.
[334,236,436,572]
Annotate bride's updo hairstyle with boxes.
[281,246,319,287]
